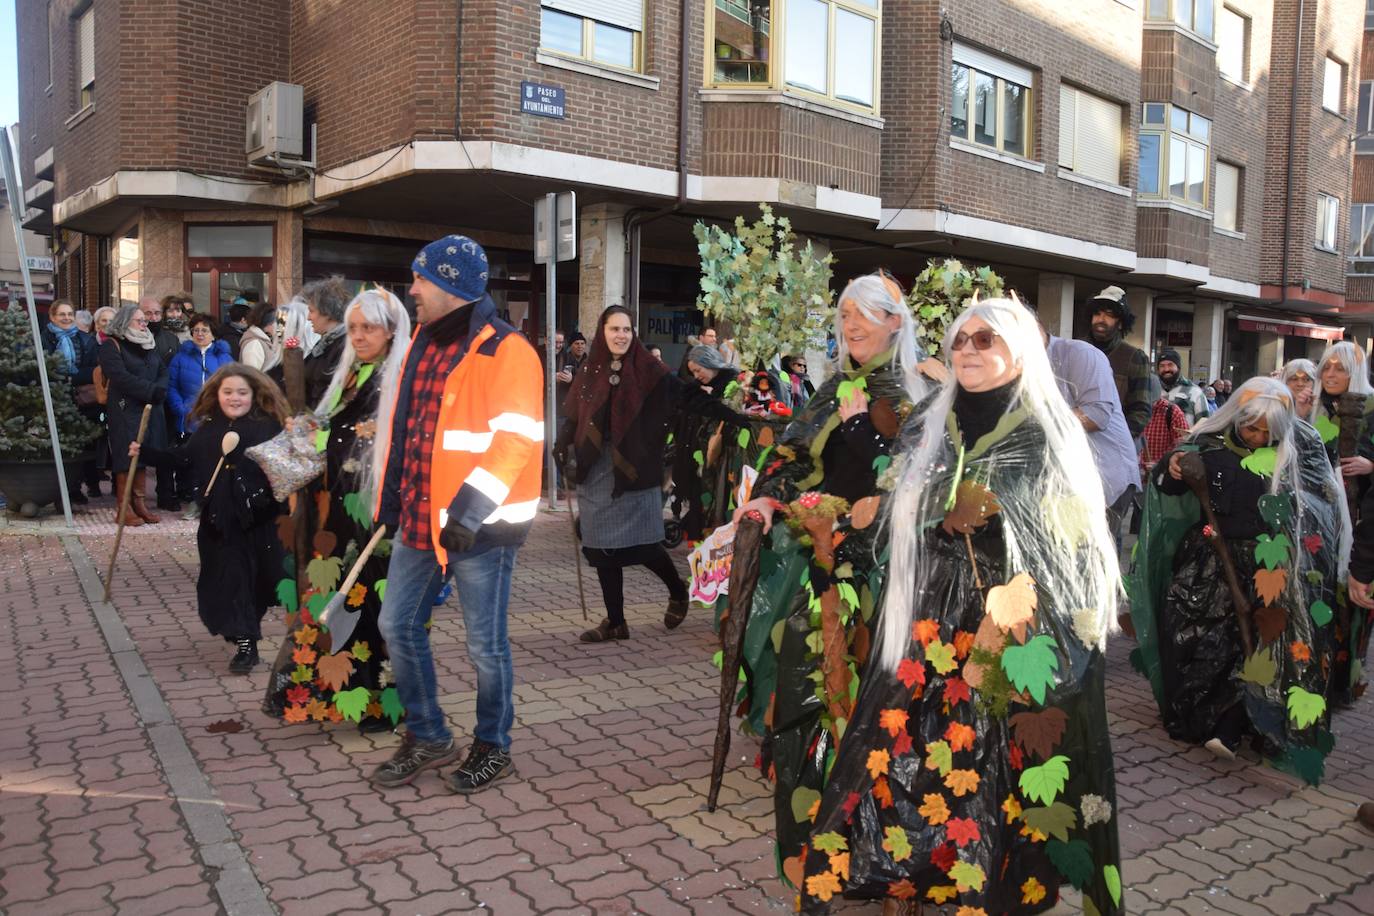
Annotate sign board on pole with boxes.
[534,191,577,264]
[25,256,54,272]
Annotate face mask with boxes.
[164,315,187,331]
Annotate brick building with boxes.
[13,0,1367,378]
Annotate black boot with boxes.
[229,637,259,674]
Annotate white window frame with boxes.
[1366,0,1374,30]
[74,4,94,111]
[1214,160,1241,232]
[1139,103,1211,208]
[1058,84,1124,186]
[1146,0,1215,42]
[951,43,1035,159]
[1348,203,1374,273]
[1317,193,1341,251]
[1215,5,1248,85]
[1323,56,1345,114]
[539,2,644,74]
[1358,82,1374,153]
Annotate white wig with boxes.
[876,297,1120,671]
[315,287,412,512]
[1280,358,1319,422]
[832,272,930,405]
[262,296,321,371]
[1318,341,1374,396]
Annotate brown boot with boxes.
[1357,801,1374,831]
[131,469,161,524]
[113,473,144,527]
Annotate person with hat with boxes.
[1084,285,1152,438]
[555,330,588,406]
[1157,347,1211,425]
[369,234,544,795]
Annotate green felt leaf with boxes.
[736,427,751,448]
[754,445,773,472]
[375,579,387,603]
[1019,755,1070,806]
[1022,802,1077,842]
[924,639,957,675]
[1104,864,1122,907]
[693,449,704,471]
[1257,494,1294,530]
[947,860,985,891]
[811,831,848,853]
[926,739,953,776]
[1283,744,1327,786]
[1287,686,1327,728]
[306,556,343,592]
[275,578,298,613]
[1253,533,1292,570]
[701,490,714,508]
[1000,634,1061,704]
[804,630,824,655]
[836,377,868,404]
[1307,569,1325,585]
[282,554,296,578]
[837,582,859,610]
[665,432,674,445]
[306,591,330,620]
[1310,600,1333,626]
[1240,649,1278,686]
[1316,414,1339,444]
[872,454,891,476]
[290,663,313,685]
[790,787,821,824]
[333,686,371,722]
[1241,447,1277,478]
[380,686,404,724]
[1045,838,1095,890]
[711,649,723,669]
[342,491,371,528]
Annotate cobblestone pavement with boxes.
[2,492,1374,914]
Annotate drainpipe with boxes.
[624,0,692,323]
[1279,0,1306,309]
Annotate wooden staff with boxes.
[1177,452,1254,656]
[563,455,588,621]
[103,405,152,603]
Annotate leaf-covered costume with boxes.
[264,366,404,729]
[1313,393,1374,704]
[799,402,1122,916]
[735,348,920,872]
[1128,425,1340,783]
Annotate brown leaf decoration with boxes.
[942,480,1001,536]
[782,854,805,889]
[276,513,296,549]
[1009,708,1068,761]
[758,425,775,448]
[706,425,723,468]
[987,573,1037,633]
[1254,605,1288,645]
[316,489,331,529]
[852,618,872,667]
[851,496,882,530]
[918,357,950,383]
[1254,568,1287,606]
[870,398,901,438]
[963,614,1004,690]
[315,651,355,692]
[312,530,338,557]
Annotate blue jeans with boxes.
[378,536,518,748]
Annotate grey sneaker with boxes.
[181,503,201,521]
[446,740,514,794]
[369,734,458,788]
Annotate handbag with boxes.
[77,380,102,406]
[244,413,327,502]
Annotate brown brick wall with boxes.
[49,0,123,201]
[702,103,880,197]
[1138,206,1212,265]
[1172,29,1217,118]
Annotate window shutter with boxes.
[1071,89,1122,186]
[1058,86,1076,170]
[77,8,94,90]
[1214,162,1239,231]
[542,0,643,32]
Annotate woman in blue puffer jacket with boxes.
[168,314,234,436]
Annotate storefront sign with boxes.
[24,256,53,272]
[645,306,697,343]
[520,82,566,119]
[1237,316,1344,341]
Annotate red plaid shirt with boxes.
[399,339,464,549]
[1141,398,1190,474]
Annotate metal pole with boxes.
[0,126,74,527]
[544,192,560,510]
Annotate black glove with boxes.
[439,518,477,555]
[377,510,400,533]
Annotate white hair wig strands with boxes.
[1318,341,1374,396]
[1280,358,1319,422]
[832,273,930,405]
[875,298,1121,672]
[315,287,412,512]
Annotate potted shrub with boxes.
[0,305,102,515]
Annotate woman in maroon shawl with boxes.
[556,306,742,642]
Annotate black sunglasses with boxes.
[951,329,1000,351]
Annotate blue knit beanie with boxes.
[412,235,490,303]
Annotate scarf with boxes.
[309,323,347,359]
[121,325,155,350]
[564,328,671,495]
[47,322,80,373]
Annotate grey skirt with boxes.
[576,452,665,550]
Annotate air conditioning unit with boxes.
[245,82,304,165]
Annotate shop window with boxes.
[1146,0,1214,42]
[1058,85,1123,185]
[1213,161,1241,232]
[1348,203,1374,272]
[1316,193,1340,251]
[1216,6,1248,84]
[1323,56,1345,114]
[540,2,643,72]
[951,44,1034,158]
[707,0,881,113]
[185,224,275,319]
[1138,103,1210,208]
[73,4,94,110]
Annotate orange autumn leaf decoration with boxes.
[927,885,958,904]
[888,880,918,900]
[283,704,308,723]
[1291,640,1312,662]
[305,699,328,721]
[295,625,319,646]
[879,708,909,737]
[828,852,850,881]
[945,721,976,752]
[1254,568,1287,605]
[315,651,355,692]
[918,793,951,825]
[865,748,891,780]
[806,871,842,903]
[944,768,981,797]
[913,618,941,646]
[292,645,317,666]
[872,776,894,809]
[347,583,367,607]
[952,630,975,660]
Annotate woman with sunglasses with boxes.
[1130,378,1346,780]
[728,272,937,880]
[795,298,1124,915]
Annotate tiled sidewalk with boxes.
[1,494,1373,914]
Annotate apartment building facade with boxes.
[15,0,1366,377]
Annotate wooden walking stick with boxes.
[1177,452,1255,656]
[103,404,153,603]
[564,457,589,622]
[202,431,240,498]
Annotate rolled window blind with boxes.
[542,0,643,32]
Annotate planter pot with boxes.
[0,454,89,516]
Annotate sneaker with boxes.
[447,740,514,794]
[370,734,458,788]
[228,638,259,674]
[182,503,201,521]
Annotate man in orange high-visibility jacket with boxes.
[370,235,543,794]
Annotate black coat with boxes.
[39,325,100,385]
[99,337,169,472]
[303,330,348,409]
[148,324,180,367]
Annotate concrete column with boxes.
[1257,332,1284,374]
[1124,288,1154,356]
[1190,300,1226,385]
[1035,273,1075,339]
[578,202,628,337]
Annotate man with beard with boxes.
[1084,285,1151,438]
[1156,347,1210,424]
